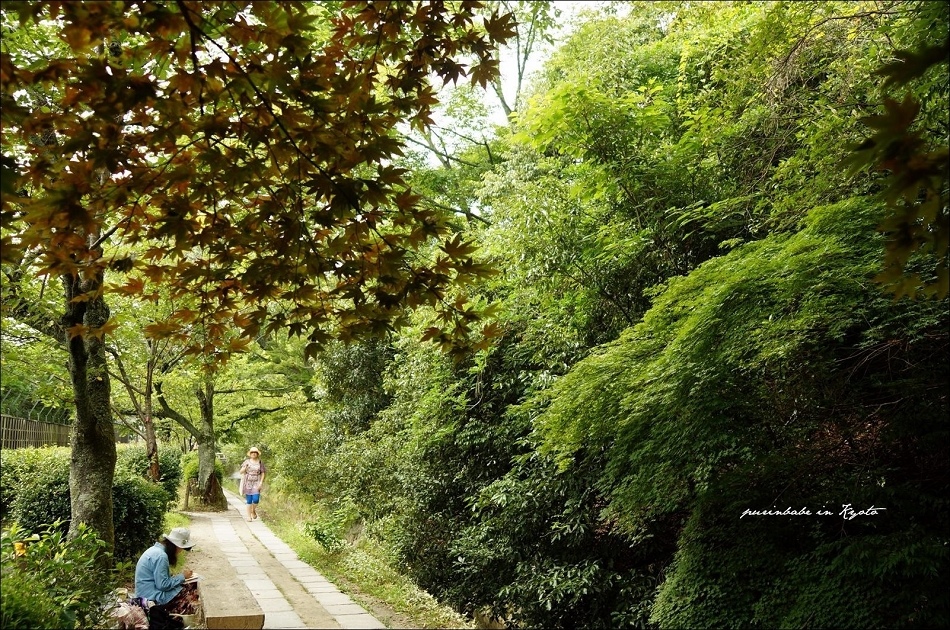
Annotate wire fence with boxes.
[0,390,71,425]
[0,414,71,449]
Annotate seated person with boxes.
[134,527,197,615]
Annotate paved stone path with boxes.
[188,489,386,629]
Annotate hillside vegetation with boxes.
[2,2,947,628]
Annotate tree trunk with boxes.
[144,357,160,482]
[108,341,162,483]
[63,270,116,566]
[196,376,226,509]
[156,373,226,510]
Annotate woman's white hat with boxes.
[248,446,260,454]
[165,527,195,550]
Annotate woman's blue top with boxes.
[134,542,183,605]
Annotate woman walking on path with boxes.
[240,446,267,521]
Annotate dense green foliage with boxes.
[0,446,169,561]
[0,445,66,519]
[180,450,224,485]
[115,444,184,505]
[1,1,947,628]
[0,522,119,629]
[249,2,948,628]
[537,198,949,628]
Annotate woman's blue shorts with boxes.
[245,493,260,504]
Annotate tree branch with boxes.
[2,261,68,345]
[225,406,288,431]
[154,380,200,437]
[404,134,480,168]
[112,405,148,442]
[424,197,491,226]
[105,345,146,418]
[780,9,904,68]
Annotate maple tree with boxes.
[1,0,514,560]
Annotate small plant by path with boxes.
[1,521,128,630]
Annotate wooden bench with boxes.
[197,579,264,630]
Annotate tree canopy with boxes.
[1,0,516,559]
[2,0,515,357]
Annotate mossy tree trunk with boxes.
[62,267,116,566]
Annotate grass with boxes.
[231,479,473,629]
[164,504,193,573]
[164,510,191,533]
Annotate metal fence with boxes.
[0,390,71,424]
[0,414,71,449]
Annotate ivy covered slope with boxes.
[535,198,948,628]
[367,1,949,628]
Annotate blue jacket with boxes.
[134,542,184,605]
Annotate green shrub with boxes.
[0,447,68,520]
[158,447,184,498]
[6,447,169,562]
[0,569,71,630]
[0,451,23,517]
[115,443,149,477]
[115,444,183,504]
[303,499,358,553]
[7,448,71,534]
[304,519,347,554]
[180,451,225,484]
[112,474,168,561]
[1,521,117,629]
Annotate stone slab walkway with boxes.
[184,489,386,629]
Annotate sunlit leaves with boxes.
[1,0,513,360]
